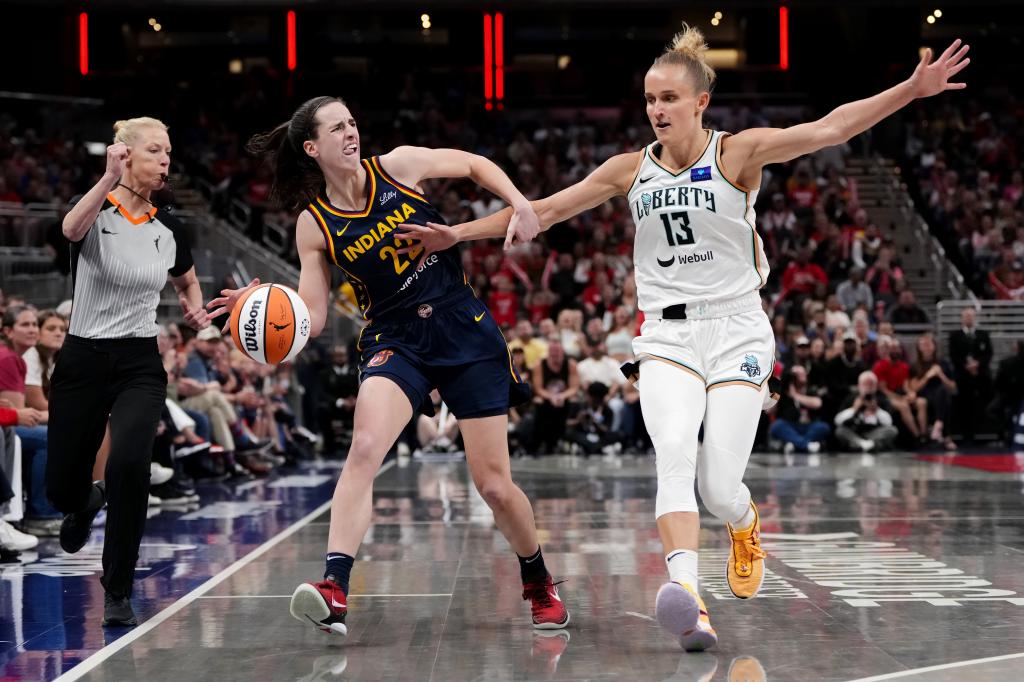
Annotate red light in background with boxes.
[484,13,493,107]
[287,11,297,71]
[779,6,789,71]
[79,13,88,75]
[495,12,504,102]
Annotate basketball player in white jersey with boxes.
[397,27,969,650]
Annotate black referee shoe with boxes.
[103,593,138,627]
[59,481,106,554]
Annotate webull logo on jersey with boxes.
[657,250,714,268]
[635,186,717,219]
[341,202,417,263]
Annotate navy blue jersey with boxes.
[306,156,469,322]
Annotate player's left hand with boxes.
[909,39,970,99]
[395,222,457,269]
[506,203,540,250]
[207,278,261,333]
[180,294,211,331]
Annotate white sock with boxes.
[734,503,756,530]
[666,549,699,590]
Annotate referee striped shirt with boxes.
[67,194,193,339]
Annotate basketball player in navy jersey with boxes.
[208,97,569,635]
[398,31,969,650]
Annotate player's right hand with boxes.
[505,203,540,250]
[206,278,261,333]
[395,222,457,269]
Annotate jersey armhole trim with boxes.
[371,156,427,203]
[306,205,339,267]
[714,133,754,194]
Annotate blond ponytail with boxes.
[651,23,716,93]
[112,116,168,146]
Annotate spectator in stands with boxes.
[990,340,1024,446]
[0,400,45,553]
[835,371,899,452]
[990,249,1024,300]
[836,267,873,313]
[179,327,257,475]
[565,382,619,457]
[849,212,882,269]
[487,274,519,329]
[23,309,66,411]
[1,305,61,536]
[865,245,904,307]
[782,246,828,302]
[873,335,925,442]
[556,308,585,359]
[317,345,359,459]
[605,307,635,362]
[948,307,993,444]
[761,193,798,259]
[853,313,878,366]
[823,332,866,420]
[908,333,957,449]
[415,390,460,455]
[824,295,851,333]
[786,335,812,373]
[531,337,579,453]
[888,290,930,325]
[770,365,829,454]
[508,320,548,368]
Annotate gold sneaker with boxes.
[725,501,766,599]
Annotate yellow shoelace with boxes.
[734,531,767,573]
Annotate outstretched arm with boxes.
[725,40,970,174]
[379,146,538,248]
[396,150,641,259]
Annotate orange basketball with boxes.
[228,283,311,365]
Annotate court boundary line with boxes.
[54,459,396,682]
[844,651,1024,681]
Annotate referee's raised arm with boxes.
[62,143,127,242]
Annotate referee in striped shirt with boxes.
[46,117,210,627]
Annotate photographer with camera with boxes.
[834,371,899,452]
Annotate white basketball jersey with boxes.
[627,130,769,312]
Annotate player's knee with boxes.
[476,474,514,512]
[345,433,384,472]
[698,476,743,522]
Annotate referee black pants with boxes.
[47,335,167,598]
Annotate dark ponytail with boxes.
[246,96,345,212]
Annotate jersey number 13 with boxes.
[660,211,695,247]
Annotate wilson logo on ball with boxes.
[229,283,311,365]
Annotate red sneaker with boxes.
[289,579,348,635]
[522,575,570,629]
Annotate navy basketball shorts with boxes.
[357,289,531,419]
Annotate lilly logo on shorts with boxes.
[740,354,761,378]
[367,350,393,368]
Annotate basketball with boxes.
[228,283,311,365]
